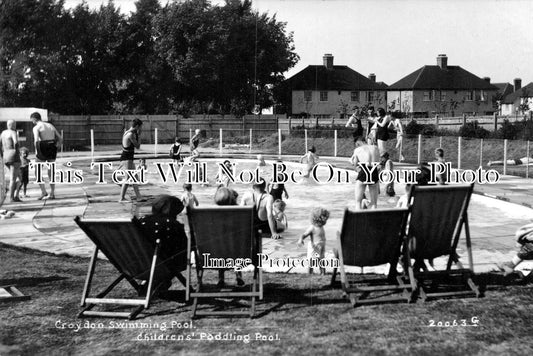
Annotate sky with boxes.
[63,0,533,85]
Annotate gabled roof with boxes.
[388,65,498,91]
[493,82,514,99]
[502,82,533,104]
[285,65,387,91]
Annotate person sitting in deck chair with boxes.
[138,195,189,291]
[498,222,533,277]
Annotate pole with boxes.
[249,128,252,153]
[219,128,223,156]
[90,129,94,161]
[305,129,308,153]
[278,129,282,158]
[61,129,64,155]
[189,128,192,149]
[334,130,338,157]
[417,134,422,164]
[527,141,530,179]
[479,138,483,168]
[503,139,508,175]
[458,136,462,170]
[439,136,443,148]
[154,128,158,157]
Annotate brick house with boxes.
[387,54,498,116]
[500,80,533,117]
[283,54,387,117]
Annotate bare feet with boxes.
[38,194,49,200]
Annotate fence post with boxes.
[493,113,498,132]
[61,130,64,155]
[527,141,530,179]
[219,128,223,156]
[90,129,94,161]
[249,128,252,153]
[479,138,483,168]
[288,116,292,135]
[278,129,282,158]
[435,114,439,128]
[462,113,467,126]
[334,130,338,157]
[503,139,508,175]
[189,128,192,149]
[439,136,443,148]
[417,134,422,164]
[305,129,308,153]
[154,128,158,157]
[458,136,462,170]
[147,114,152,144]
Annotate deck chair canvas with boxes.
[334,208,415,306]
[405,183,480,301]
[187,206,262,318]
[75,216,188,320]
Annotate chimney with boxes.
[368,73,376,82]
[514,78,522,91]
[483,77,491,83]
[437,54,448,69]
[323,53,334,70]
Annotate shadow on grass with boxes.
[0,276,67,287]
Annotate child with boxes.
[434,148,447,185]
[498,222,533,276]
[379,152,394,197]
[19,147,30,197]
[268,172,289,201]
[257,154,266,167]
[181,183,199,210]
[272,199,288,233]
[297,207,330,275]
[169,137,182,163]
[216,160,233,187]
[300,146,318,178]
[190,129,201,156]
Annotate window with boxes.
[441,91,447,102]
[423,90,436,101]
[320,91,328,101]
[367,91,374,102]
[480,90,486,102]
[465,91,474,101]
[350,91,359,102]
[304,91,312,102]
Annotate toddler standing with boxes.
[298,207,330,275]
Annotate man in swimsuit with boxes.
[190,129,201,156]
[374,108,391,155]
[350,136,380,210]
[119,118,144,202]
[345,109,363,143]
[240,179,280,239]
[31,112,62,200]
[1,120,22,202]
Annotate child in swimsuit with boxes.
[169,137,182,163]
[19,147,30,197]
[298,207,330,275]
[300,146,318,178]
[272,199,288,233]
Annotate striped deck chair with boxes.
[187,206,263,318]
[405,183,480,301]
[335,208,416,306]
[75,217,189,320]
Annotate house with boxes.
[283,54,388,118]
[387,54,498,116]
[500,80,533,117]
[492,79,518,115]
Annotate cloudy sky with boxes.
[64,0,533,85]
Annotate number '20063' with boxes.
[428,317,479,327]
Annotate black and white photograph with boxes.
[1,0,533,354]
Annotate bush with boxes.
[458,121,490,139]
[405,120,424,135]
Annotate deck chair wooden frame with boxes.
[187,206,263,318]
[75,216,188,320]
[335,208,416,306]
[405,183,480,301]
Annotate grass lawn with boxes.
[2,243,533,355]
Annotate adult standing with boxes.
[350,136,380,210]
[1,120,22,202]
[240,179,280,239]
[119,118,143,202]
[389,111,405,161]
[345,110,363,143]
[190,129,201,156]
[374,108,391,154]
[31,112,62,200]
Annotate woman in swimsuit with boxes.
[1,120,22,202]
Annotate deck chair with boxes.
[405,183,480,301]
[334,208,416,306]
[74,216,189,320]
[187,206,262,318]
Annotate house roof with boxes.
[285,65,387,91]
[388,65,498,91]
[502,82,533,104]
[493,82,514,99]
